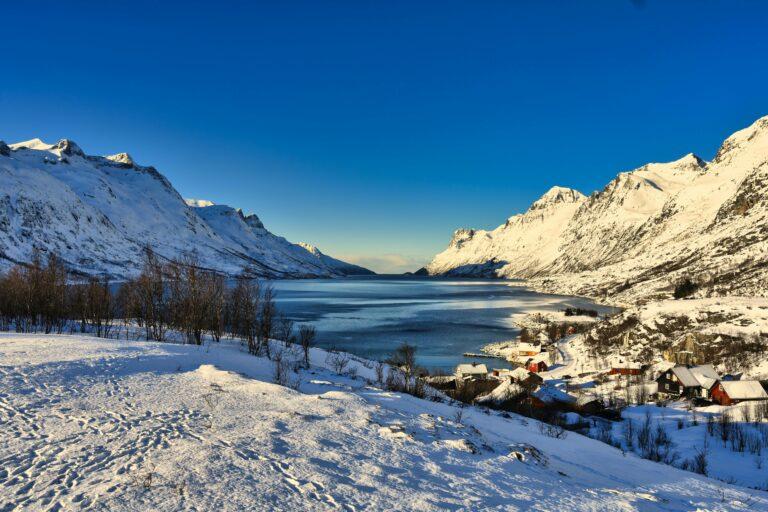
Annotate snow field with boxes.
[1,334,766,510]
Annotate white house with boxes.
[455,363,488,380]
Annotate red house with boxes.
[608,360,641,376]
[710,380,768,405]
[609,366,641,376]
[526,358,548,373]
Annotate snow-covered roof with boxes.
[534,386,576,404]
[670,365,719,388]
[718,380,768,400]
[697,376,716,390]
[516,342,540,352]
[509,367,533,381]
[476,381,526,404]
[691,364,719,381]
[456,363,487,375]
[576,394,602,406]
[522,354,549,365]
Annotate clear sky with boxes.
[2,1,767,273]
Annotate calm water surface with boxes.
[268,276,612,371]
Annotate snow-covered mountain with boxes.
[425,186,586,277]
[425,115,768,304]
[296,243,375,276]
[0,138,372,278]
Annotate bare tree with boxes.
[257,285,276,358]
[275,314,295,347]
[387,343,418,394]
[298,324,317,368]
[229,274,260,354]
[133,248,168,341]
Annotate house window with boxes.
[665,383,669,390]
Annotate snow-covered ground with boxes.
[575,297,768,379]
[594,402,768,490]
[1,334,766,510]
[535,330,768,491]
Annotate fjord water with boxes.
[269,276,613,371]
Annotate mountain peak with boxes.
[529,186,585,211]
[298,242,322,256]
[9,138,53,151]
[106,152,135,166]
[185,198,215,208]
[240,210,265,230]
[713,114,768,164]
[0,141,9,157]
[54,139,85,157]
[636,153,707,176]
[671,152,706,169]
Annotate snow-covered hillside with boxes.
[1,333,764,511]
[297,243,375,276]
[426,186,586,277]
[0,139,371,278]
[425,115,768,304]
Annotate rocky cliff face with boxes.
[0,138,372,278]
[426,115,768,304]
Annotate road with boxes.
[541,334,578,380]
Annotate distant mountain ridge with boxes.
[0,138,373,278]
[424,115,768,304]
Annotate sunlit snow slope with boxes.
[426,115,768,303]
[0,334,763,511]
[0,139,371,278]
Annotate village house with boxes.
[455,363,488,381]
[575,394,604,414]
[608,356,643,376]
[532,385,576,408]
[525,357,548,374]
[710,380,768,406]
[608,360,642,376]
[514,342,541,357]
[492,367,543,389]
[655,364,719,399]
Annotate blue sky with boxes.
[2,1,767,273]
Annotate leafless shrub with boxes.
[326,349,351,375]
[272,348,290,386]
[623,418,635,449]
[386,343,420,395]
[374,360,385,385]
[131,462,156,491]
[275,314,295,347]
[453,404,465,425]
[539,415,568,439]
